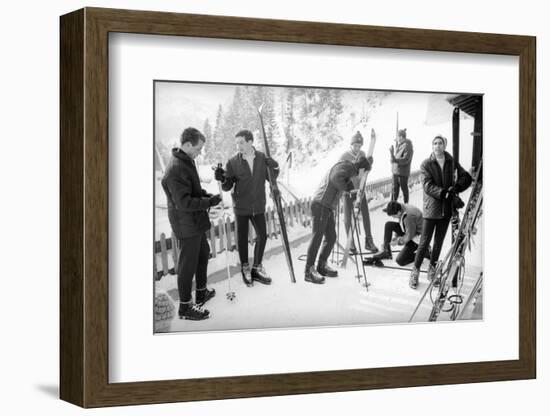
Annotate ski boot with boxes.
[251,264,272,285]
[409,267,420,289]
[317,261,338,277]
[305,265,326,284]
[195,287,216,306]
[241,263,253,287]
[178,301,209,321]
[373,245,392,260]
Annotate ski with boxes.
[341,129,377,268]
[257,105,297,283]
[451,107,461,243]
[427,161,483,321]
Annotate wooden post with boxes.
[159,233,169,276]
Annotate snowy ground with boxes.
[155,186,483,333]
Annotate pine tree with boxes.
[202,118,213,163]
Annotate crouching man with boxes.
[369,201,428,267]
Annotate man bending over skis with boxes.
[304,156,372,284]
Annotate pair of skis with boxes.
[258,105,297,283]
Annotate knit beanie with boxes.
[397,128,407,139]
[351,131,364,145]
[432,135,447,146]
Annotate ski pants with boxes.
[414,217,450,270]
[342,192,374,249]
[382,221,418,266]
[177,233,210,303]
[392,174,410,203]
[235,213,267,267]
[306,201,336,268]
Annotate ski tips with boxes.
[258,103,264,114]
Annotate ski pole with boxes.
[352,203,369,291]
[213,163,236,301]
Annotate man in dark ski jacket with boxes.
[214,129,279,287]
[305,156,372,284]
[161,127,222,321]
[390,128,414,203]
[409,135,472,289]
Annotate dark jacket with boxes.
[161,148,211,239]
[391,138,414,177]
[339,149,367,188]
[399,203,423,244]
[421,151,472,219]
[222,149,279,216]
[313,160,367,211]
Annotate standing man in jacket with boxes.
[409,135,472,289]
[390,128,414,203]
[339,131,378,254]
[161,127,221,321]
[305,156,373,284]
[214,129,280,287]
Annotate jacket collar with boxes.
[429,151,452,162]
[238,147,258,159]
[172,147,194,164]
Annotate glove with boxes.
[208,194,222,207]
[265,157,278,169]
[367,156,373,166]
[214,166,226,182]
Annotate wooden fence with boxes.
[154,170,422,280]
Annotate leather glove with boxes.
[265,157,279,169]
[214,166,226,182]
[208,194,222,207]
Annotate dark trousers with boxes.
[382,221,418,266]
[306,201,336,267]
[392,174,410,203]
[177,233,210,303]
[236,213,267,266]
[414,218,451,269]
[343,193,374,249]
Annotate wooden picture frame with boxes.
[60,7,536,408]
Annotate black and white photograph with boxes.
[153,81,483,333]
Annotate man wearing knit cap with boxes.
[338,130,378,254]
[390,128,414,203]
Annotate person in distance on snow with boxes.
[409,135,472,290]
[366,200,428,267]
[214,129,280,287]
[304,155,373,284]
[339,130,378,255]
[161,127,221,321]
[390,128,414,203]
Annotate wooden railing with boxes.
[154,170,421,280]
